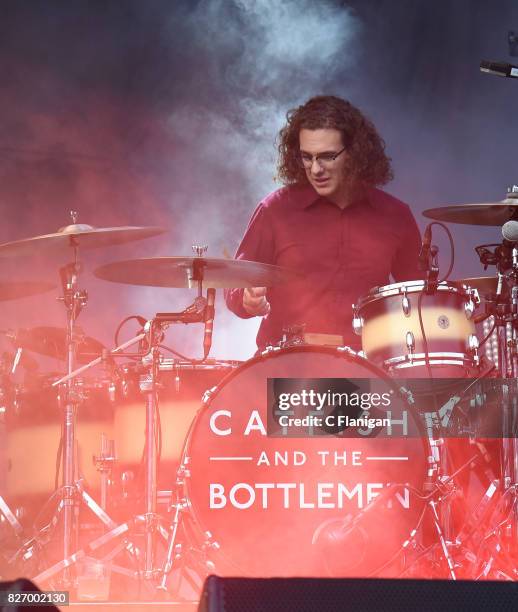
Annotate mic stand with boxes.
[474,240,518,571]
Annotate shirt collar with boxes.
[293,183,375,211]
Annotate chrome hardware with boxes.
[401,287,411,317]
[192,244,208,257]
[405,331,415,358]
[352,305,363,335]
[468,333,479,353]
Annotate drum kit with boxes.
[0,193,517,600]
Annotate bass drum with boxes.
[180,346,431,577]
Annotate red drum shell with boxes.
[356,281,478,377]
[181,346,430,577]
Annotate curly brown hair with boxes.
[277,95,393,187]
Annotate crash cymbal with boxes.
[0,224,166,258]
[423,192,518,226]
[453,277,498,295]
[94,257,299,289]
[9,326,105,364]
[0,281,55,302]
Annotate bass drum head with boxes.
[182,346,429,577]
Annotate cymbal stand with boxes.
[57,226,88,585]
[25,213,138,587]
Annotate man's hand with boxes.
[243,287,271,317]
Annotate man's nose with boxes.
[310,158,324,173]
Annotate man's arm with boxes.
[225,201,275,318]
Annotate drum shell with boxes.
[357,282,477,375]
[113,361,240,479]
[180,346,430,578]
[3,362,240,514]
[4,376,113,500]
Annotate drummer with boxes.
[225,95,422,351]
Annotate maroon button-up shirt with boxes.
[225,183,422,351]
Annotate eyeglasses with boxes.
[297,146,346,169]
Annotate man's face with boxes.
[299,128,351,205]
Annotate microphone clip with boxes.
[424,245,439,294]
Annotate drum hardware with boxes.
[418,224,440,295]
[354,280,480,376]
[0,214,167,589]
[157,495,188,591]
[93,434,116,512]
[170,345,433,578]
[39,270,220,588]
[0,493,24,539]
[399,449,488,580]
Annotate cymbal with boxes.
[9,326,105,364]
[94,257,299,289]
[423,195,518,226]
[0,281,55,302]
[453,277,498,295]
[0,224,166,258]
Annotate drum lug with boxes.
[203,531,221,552]
[398,386,415,406]
[202,386,218,404]
[467,333,480,363]
[401,288,411,317]
[337,345,357,356]
[464,298,475,319]
[261,345,282,356]
[352,305,363,335]
[405,331,415,362]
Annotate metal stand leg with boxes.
[157,498,184,590]
[0,494,23,537]
[428,499,457,580]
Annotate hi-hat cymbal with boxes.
[0,224,167,258]
[423,194,518,226]
[8,326,105,364]
[0,281,55,302]
[94,257,299,289]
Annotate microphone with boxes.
[502,220,518,243]
[502,220,518,268]
[203,288,216,359]
[480,60,518,79]
[418,224,432,271]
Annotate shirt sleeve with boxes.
[391,205,423,282]
[224,201,276,319]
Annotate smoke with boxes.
[3,0,515,362]
[139,0,362,357]
[165,0,360,247]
